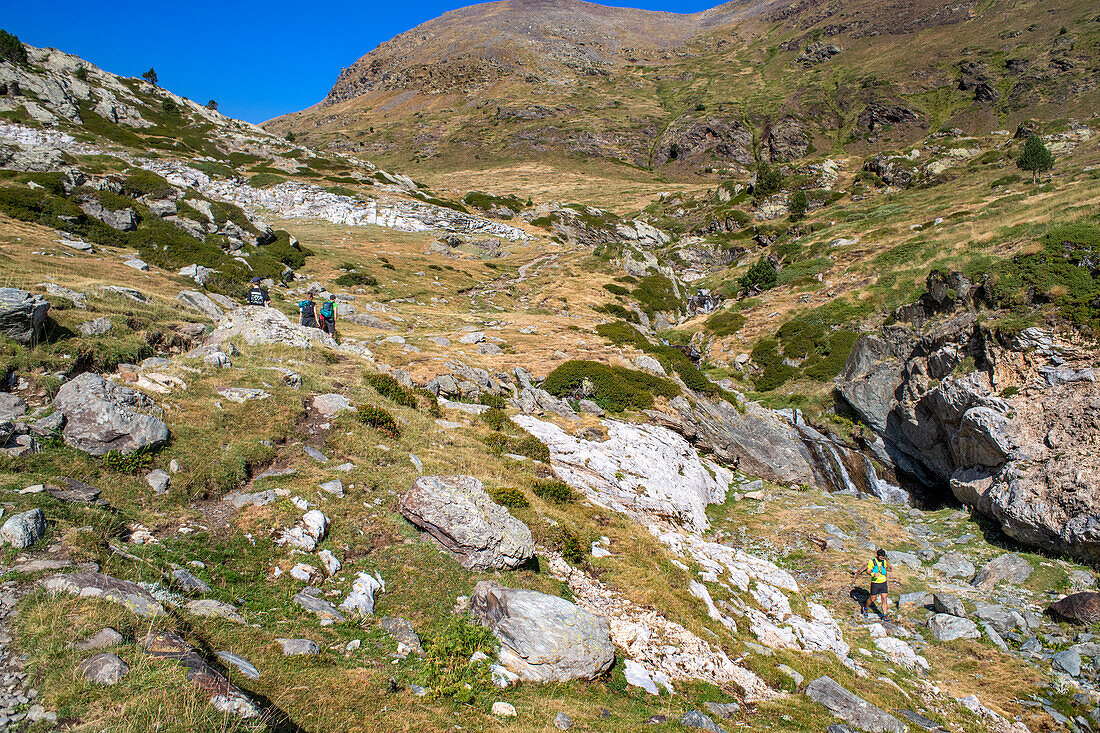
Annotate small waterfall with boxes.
[793,421,910,505]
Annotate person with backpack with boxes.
[854,548,893,621]
[319,294,338,337]
[245,277,270,307]
[298,292,319,329]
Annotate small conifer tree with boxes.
[205,99,218,111]
[142,67,158,84]
[1016,135,1054,184]
[0,30,28,66]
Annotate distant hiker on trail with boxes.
[855,548,893,621]
[298,292,319,329]
[246,277,269,307]
[319,294,337,338]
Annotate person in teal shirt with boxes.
[298,292,319,328]
[319,294,337,337]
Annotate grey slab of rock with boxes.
[185,599,245,624]
[338,572,383,617]
[553,711,572,730]
[459,331,485,344]
[216,651,260,680]
[75,627,124,650]
[1053,648,1082,676]
[124,259,149,272]
[102,286,148,303]
[254,467,297,481]
[806,676,905,733]
[899,591,933,609]
[972,553,1032,588]
[169,567,211,595]
[981,622,1009,651]
[77,317,112,336]
[78,653,128,685]
[304,446,328,463]
[1049,592,1100,625]
[0,288,50,346]
[276,638,319,656]
[142,631,260,718]
[216,387,269,403]
[319,479,344,497]
[704,701,741,719]
[928,613,980,642]
[777,663,804,687]
[224,489,275,508]
[932,593,966,618]
[894,710,941,731]
[381,616,423,655]
[399,475,534,571]
[40,282,86,309]
[0,508,45,549]
[0,393,27,423]
[145,469,170,495]
[42,572,165,617]
[53,372,169,456]
[471,580,614,683]
[293,589,345,622]
[311,393,355,418]
[177,290,223,321]
[973,602,1016,635]
[49,477,106,505]
[681,709,726,732]
[886,550,922,569]
[932,552,974,579]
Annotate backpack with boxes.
[247,287,266,306]
[320,301,334,318]
[869,559,888,581]
[299,300,314,317]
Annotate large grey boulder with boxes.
[972,602,1016,635]
[42,572,165,617]
[0,508,46,549]
[79,200,137,231]
[0,393,27,423]
[0,288,50,345]
[399,475,533,570]
[928,613,980,642]
[53,372,169,455]
[804,676,905,733]
[932,552,974,579]
[971,553,1032,589]
[1053,648,1082,676]
[177,290,224,321]
[1049,592,1100,625]
[142,631,260,718]
[78,653,129,685]
[932,593,966,618]
[470,581,614,683]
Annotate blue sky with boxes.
[5,0,716,124]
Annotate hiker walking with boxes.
[245,277,270,307]
[854,548,893,621]
[319,294,338,338]
[298,292,319,329]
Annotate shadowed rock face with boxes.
[399,475,534,570]
[0,288,50,346]
[1049,593,1100,626]
[471,580,614,683]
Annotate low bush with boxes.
[334,272,378,288]
[248,172,286,189]
[603,283,630,296]
[414,617,497,703]
[102,447,155,474]
[121,170,175,200]
[751,338,798,391]
[593,303,639,322]
[358,405,400,438]
[546,524,586,564]
[364,373,419,408]
[738,257,778,293]
[542,360,679,412]
[533,479,577,504]
[510,435,550,462]
[479,408,507,431]
[705,310,746,337]
[488,486,529,509]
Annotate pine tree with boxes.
[0,30,28,66]
[789,190,808,221]
[142,67,158,85]
[1017,135,1054,184]
[205,99,218,111]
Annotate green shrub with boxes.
[102,447,155,474]
[603,283,630,296]
[615,275,638,284]
[542,360,679,412]
[999,385,1020,398]
[479,408,507,431]
[477,393,507,409]
[334,272,378,288]
[121,170,175,200]
[462,191,525,213]
[248,172,286,189]
[533,479,577,504]
[705,310,746,336]
[593,303,638,322]
[358,405,401,438]
[488,486,529,508]
[510,435,550,462]
[546,525,586,564]
[483,432,509,454]
[789,190,808,220]
[364,373,419,408]
[160,98,178,115]
[631,275,682,317]
[751,338,797,391]
[754,162,783,199]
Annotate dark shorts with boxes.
[301,317,318,329]
[320,319,335,335]
[870,581,888,596]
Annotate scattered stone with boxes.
[0,288,50,345]
[124,258,149,271]
[932,593,966,618]
[886,551,922,570]
[933,552,975,579]
[399,475,534,571]
[0,508,45,549]
[459,331,485,344]
[142,631,260,718]
[972,553,1032,588]
[77,317,112,336]
[304,446,328,463]
[75,627,124,651]
[553,711,572,730]
[290,563,316,582]
[276,510,329,552]
[277,638,319,656]
[972,602,1015,635]
[928,613,980,642]
[381,617,424,655]
[704,701,741,719]
[899,592,932,609]
[145,469,170,495]
[311,393,355,418]
[491,701,517,717]
[319,479,344,497]
[1053,648,1082,676]
[216,651,260,680]
[318,549,341,577]
[216,387,269,403]
[53,372,169,455]
[177,289,224,320]
[339,571,385,617]
[78,653,128,685]
[805,676,905,733]
[294,588,345,622]
[681,709,726,732]
[49,477,106,505]
[470,580,614,683]
[43,572,165,617]
[776,664,804,687]
[186,599,245,624]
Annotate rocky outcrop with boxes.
[0,288,50,346]
[855,104,922,134]
[763,116,809,162]
[654,117,753,168]
[53,372,169,456]
[141,631,261,718]
[398,475,534,570]
[1049,592,1100,625]
[805,676,905,733]
[836,272,1100,561]
[795,43,841,68]
[470,580,614,683]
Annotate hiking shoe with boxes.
[861,607,868,619]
